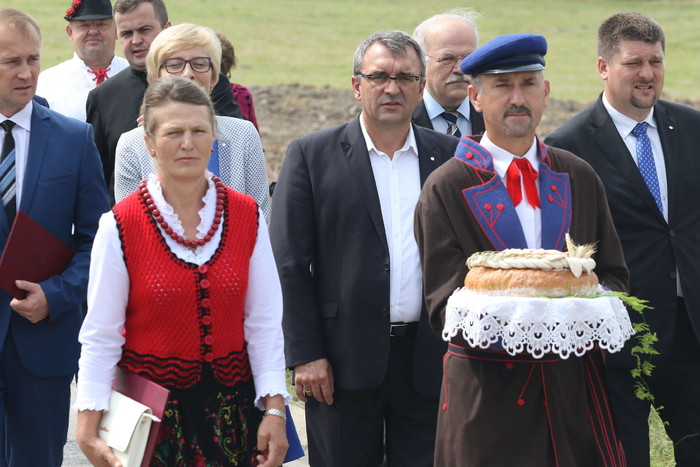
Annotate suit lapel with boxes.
[414,124,448,185]
[589,97,666,223]
[341,118,389,253]
[459,139,571,251]
[21,104,51,214]
[653,103,680,222]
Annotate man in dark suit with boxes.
[86,0,241,202]
[0,9,109,465]
[412,9,485,138]
[270,30,458,466]
[545,12,700,466]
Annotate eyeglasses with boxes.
[357,73,421,86]
[427,54,469,67]
[161,57,213,74]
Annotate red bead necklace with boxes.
[139,176,225,249]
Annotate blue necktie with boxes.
[441,111,461,138]
[631,122,663,213]
[0,120,16,224]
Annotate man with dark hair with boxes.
[546,11,700,466]
[36,0,128,121]
[0,8,109,465]
[415,33,628,465]
[270,30,458,467]
[86,0,241,201]
[412,8,484,137]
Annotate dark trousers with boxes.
[606,299,700,467]
[305,329,438,467]
[0,328,72,467]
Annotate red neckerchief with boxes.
[506,157,540,208]
[88,67,110,86]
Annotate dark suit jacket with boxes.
[270,117,459,397]
[0,103,109,377]
[545,95,700,368]
[412,99,485,136]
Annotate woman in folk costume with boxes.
[76,76,289,466]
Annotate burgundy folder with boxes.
[0,210,74,299]
[113,368,170,467]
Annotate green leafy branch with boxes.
[606,291,658,403]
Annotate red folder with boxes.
[113,368,170,467]
[0,210,74,299]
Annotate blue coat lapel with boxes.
[21,103,51,214]
[459,138,571,251]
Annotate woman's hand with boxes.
[76,410,122,467]
[255,396,289,466]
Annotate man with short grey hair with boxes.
[271,30,458,466]
[412,8,485,137]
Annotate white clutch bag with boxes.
[98,390,161,467]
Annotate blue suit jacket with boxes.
[0,102,109,378]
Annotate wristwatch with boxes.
[264,408,286,422]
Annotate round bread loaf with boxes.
[464,248,599,297]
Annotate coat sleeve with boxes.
[269,138,327,368]
[414,171,471,335]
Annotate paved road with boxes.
[63,382,309,466]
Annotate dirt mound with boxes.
[251,83,698,178]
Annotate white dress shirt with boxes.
[422,91,474,136]
[76,173,290,411]
[360,115,423,323]
[481,133,542,249]
[37,53,129,121]
[1,101,34,211]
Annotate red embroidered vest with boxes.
[112,186,258,389]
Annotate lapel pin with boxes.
[668,126,674,130]
[430,156,435,161]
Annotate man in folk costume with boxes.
[36,0,129,121]
[414,34,629,466]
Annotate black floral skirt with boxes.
[151,372,262,466]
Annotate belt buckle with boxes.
[390,323,409,337]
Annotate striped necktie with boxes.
[631,122,663,213]
[0,120,17,224]
[441,111,461,138]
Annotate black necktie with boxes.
[441,111,461,138]
[1,120,17,224]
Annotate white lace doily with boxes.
[443,286,634,359]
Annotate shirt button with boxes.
[383,263,390,271]
[198,265,209,274]
[201,298,211,308]
[669,230,675,237]
[505,362,514,370]
[202,315,212,325]
[204,335,214,345]
[204,352,214,362]
[200,279,210,289]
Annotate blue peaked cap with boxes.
[460,33,547,77]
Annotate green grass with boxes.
[6,0,700,102]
